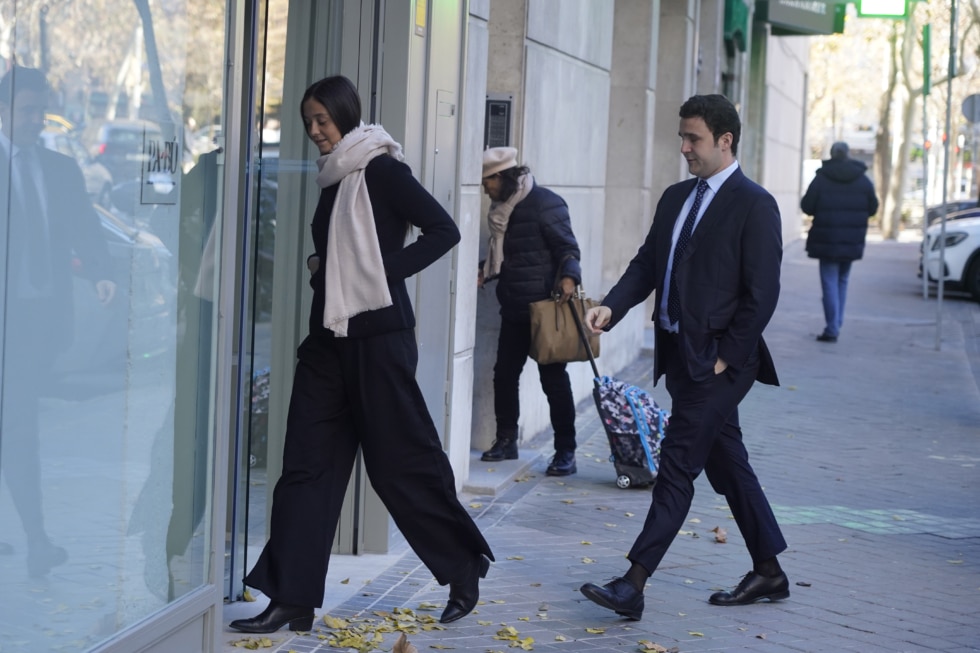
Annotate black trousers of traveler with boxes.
[244,329,493,608]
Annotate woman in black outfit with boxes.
[230,75,493,634]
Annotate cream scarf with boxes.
[482,172,533,279]
[315,123,403,336]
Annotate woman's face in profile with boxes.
[302,98,344,155]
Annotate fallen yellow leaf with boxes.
[585,627,606,634]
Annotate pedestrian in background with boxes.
[579,94,788,620]
[478,147,581,477]
[801,141,879,343]
[230,75,493,634]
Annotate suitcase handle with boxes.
[568,299,601,383]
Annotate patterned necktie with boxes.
[667,179,709,326]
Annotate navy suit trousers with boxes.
[628,332,786,573]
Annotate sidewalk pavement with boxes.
[223,236,980,653]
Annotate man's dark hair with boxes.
[0,66,49,107]
[300,75,362,137]
[496,165,531,201]
[830,141,849,160]
[679,94,741,156]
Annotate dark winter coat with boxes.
[491,183,581,322]
[801,157,879,261]
[308,155,460,338]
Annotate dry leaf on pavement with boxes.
[393,632,419,653]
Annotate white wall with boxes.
[762,34,809,246]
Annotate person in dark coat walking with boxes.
[230,75,493,634]
[477,147,582,476]
[801,141,879,343]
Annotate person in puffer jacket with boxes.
[801,141,879,343]
[478,147,581,476]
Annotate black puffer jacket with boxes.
[802,158,879,261]
[491,183,581,322]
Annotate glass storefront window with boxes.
[0,1,225,649]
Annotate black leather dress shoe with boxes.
[481,438,518,462]
[579,577,644,620]
[439,554,490,624]
[546,450,577,476]
[709,571,790,606]
[816,333,837,343]
[229,601,314,633]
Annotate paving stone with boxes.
[229,239,980,652]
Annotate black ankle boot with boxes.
[481,438,518,462]
[546,449,576,476]
[439,555,491,623]
[229,600,314,633]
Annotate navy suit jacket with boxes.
[602,166,781,386]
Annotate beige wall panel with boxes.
[763,34,809,246]
[523,44,610,187]
[527,0,614,69]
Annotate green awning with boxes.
[757,0,846,36]
[725,0,751,55]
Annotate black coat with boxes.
[308,154,460,338]
[492,183,581,322]
[801,158,879,261]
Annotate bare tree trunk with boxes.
[886,15,918,240]
[875,23,899,236]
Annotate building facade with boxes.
[0,1,818,650]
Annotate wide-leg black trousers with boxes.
[245,329,493,608]
[627,333,786,574]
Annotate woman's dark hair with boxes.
[300,75,362,136]
[679,94,741,156]
[496,165,531,201]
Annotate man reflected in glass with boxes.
[0,65,116,577]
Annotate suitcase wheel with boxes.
[616,474,632,489]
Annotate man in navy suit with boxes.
[579,94,788,620]
[0,65,115,577]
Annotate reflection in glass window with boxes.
[0,1,225,649]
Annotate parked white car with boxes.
[921,215,980,301]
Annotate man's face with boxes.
[0,88,46,148]
[679,115,733,179]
